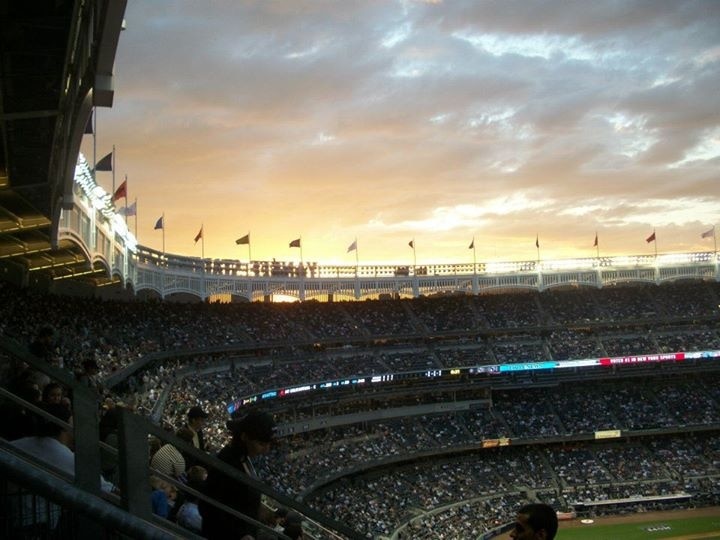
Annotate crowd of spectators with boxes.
[108,320,720,438]
[296,435,720,538]
[155,370,720,454]
[412,295,478,332]
[547,329,602,360]
[300,433,718,537]
[492,338,546,364]
[2,277,720,538]
[2,279,719,386]
[232,376,719,476]
[397,493,527,540]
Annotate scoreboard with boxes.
[227,349,720,413]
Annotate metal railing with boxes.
[0,337,363,539]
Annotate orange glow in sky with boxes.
[82,1,720,265]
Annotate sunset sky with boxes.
[82,0,720,265]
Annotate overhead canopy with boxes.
[0,0,126,284]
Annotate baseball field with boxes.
[496,508,720,539]
[559,508,720,540]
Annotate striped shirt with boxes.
[151,443,186,478]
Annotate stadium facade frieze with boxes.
[130,247,718,301]
[66,154,719,301]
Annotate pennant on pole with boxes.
[646,231,656,243]
[347,240,357,253]
[701,227,715,239]
[289,238,301,248]
[236,234,250,245]
[194,226,203,244]
[95,151,113,172]
[468,238,474,250]
[535,235,540,249]
[154,216,164,230]
[119,201,137,217]
[112,180,127,202]
[593,233,598,247]
[408,240,414,249]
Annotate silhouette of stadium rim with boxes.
[68,154,720,302]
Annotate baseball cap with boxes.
[188,406,209,419]
[226,410,276,443]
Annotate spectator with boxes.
[29,326,56,364]
[273,507,288,533]
[187,405,209,451]
[175,465,208,533]
[509,503,558,540]
[0,377,41,440]
[151,429,192,480]
[41,382,65,405]
[99,406,124,485]
[150,476,177,519]
[76,359,103,394]
[282,511,304,539]
[11,402,114,493]
[200,410,276,540]
[174,427,198,472]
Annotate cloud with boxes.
[91,1,720,264]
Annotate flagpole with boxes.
[111,144,116,197]
[536,235,540,263]
[246,232,252,277]
[92,109,97,178]
[654,229,657,258]
[300,236,303,266]
[472,237,477,275]
[355,237,359,270]
[133,198,138,239]
[412,239,417,270]
[162,213,165,255]
[201,224,205,260]
[123,174,128,223]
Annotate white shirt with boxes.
[12,436,115,493]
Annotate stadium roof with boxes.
[0,0,125,283]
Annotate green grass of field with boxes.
[559,515,720,540]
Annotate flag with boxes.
[289,238,301,248]
[535,235,539,249]
[468,239,474,250]
[194,226,203,244]
[112,180,127,202]
[84,112,93,135]
[119,201,136,217]
[347,240,357,253]
[236,234,250,245]
[701,227,715,239]
[154,216,164,230]
[408,240,414,249]
[95,151,113,172]
[593,233,598,247]
[646,231,656,243]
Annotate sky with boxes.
[83,0,720,266]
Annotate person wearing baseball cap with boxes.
[186,405,209,451]
[199,410,276,540]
